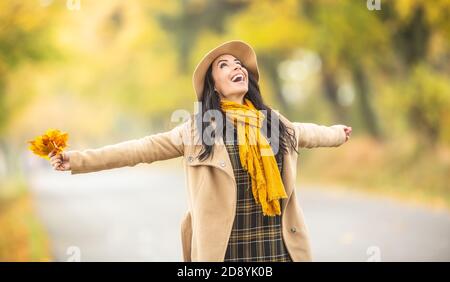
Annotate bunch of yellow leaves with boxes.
[27,129,69,160]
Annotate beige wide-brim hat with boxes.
[192,40,260,100]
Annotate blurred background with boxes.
[0,0,449,261]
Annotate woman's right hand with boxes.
[49,150,71,171]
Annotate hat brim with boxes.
[192,40,260,100]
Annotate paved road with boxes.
[29,163,450,262]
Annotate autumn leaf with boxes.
[27,129,69,160]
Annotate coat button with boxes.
[290,227,297,233]
[187,156,194,163]
[219,161,226,167]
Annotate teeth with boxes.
[232,74,244,82]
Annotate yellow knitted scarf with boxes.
[220,98,287,216]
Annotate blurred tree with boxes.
[384,65,450,147]
[383,0,450,69]
[156,0,249,73]
[378,0,450,145]
[225,0,313,117]
[0,2,60,173]
[393,5,430,67]
[226,0,391,135]
[405,65,450,146]
[302,0,392,138]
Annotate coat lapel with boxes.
[186,118,236,182]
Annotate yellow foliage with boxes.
[0,193,52,262]
[27,129,69,160]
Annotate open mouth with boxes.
[231,73,245,83]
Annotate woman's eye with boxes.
[220,63,227,68]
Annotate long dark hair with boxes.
[196,63,298,162]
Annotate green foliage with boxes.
[0,1,61,134]
[401,65,450,146]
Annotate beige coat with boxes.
[68,112,347,262]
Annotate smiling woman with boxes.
[49,40,351,262]
[212,55,249,104]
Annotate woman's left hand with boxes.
[344,126,352,142]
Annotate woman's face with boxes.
[211,54,249,104]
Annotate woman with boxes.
[49,40,352,262]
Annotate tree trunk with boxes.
[352,64,382,139]
[258,54,293,118]
[322,64,349,123]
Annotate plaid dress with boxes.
[223,125,292,262]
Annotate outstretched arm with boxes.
[60,120,188,175]
[293,122,352,148]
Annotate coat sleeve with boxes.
[292,122,346,148]
[68,121,188,175]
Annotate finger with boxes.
[58,163,67,171]
[56,162,65,170]
[48,151,56,158]
[50,156,60,163]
